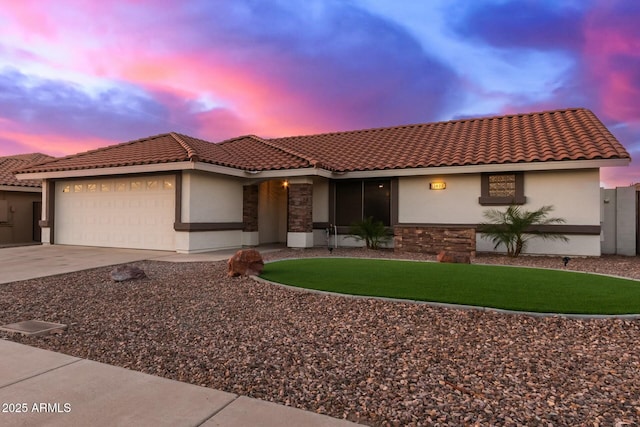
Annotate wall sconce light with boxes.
[429,182,446,190]
[283,180,289,188]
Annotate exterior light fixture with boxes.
[283,180,289,188]
[429,182,446,190]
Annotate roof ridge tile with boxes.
[169,132,200,162]
[217,134,265,145]
[260,138,327,169]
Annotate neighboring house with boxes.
[0,153,54,245]
[16,108,631,256]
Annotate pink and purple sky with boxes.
[0,0,638,187]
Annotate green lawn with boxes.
[260,258,640,315]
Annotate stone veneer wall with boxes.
[394,225,476,256]
[242,185,259,232]
[287,183,313,233]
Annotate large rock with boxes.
[227,249,264,277]
[436,250,471,264]
[110,265,147,282]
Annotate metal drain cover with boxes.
[0,320,67,336]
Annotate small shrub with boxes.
[348,216,391,250]
[480,204,568,257]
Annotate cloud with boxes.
[451,1,589,51]
[0,0,637,186]
[0,67,174,139]
[192,0,460,132]
[19,0,459,137]
[581,0,640,185]
[0,117,115,157]
[583,0,640,124]
[0,135,33,155]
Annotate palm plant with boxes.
[348,216,391,250]
[480,204,568,257]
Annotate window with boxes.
[364,181,391,225]
[336,181,361,226]
[479,172,526,205]
[334,179,391,226]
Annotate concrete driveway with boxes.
[0,245,170,285]
[0,244,284,285]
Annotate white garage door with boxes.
[55,175,175,250]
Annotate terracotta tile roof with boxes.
[217,135,315,170]
[0,153,54,188]
[16,108,630,175]
[18,133,316,174]
[267,108,631,172]
[16,134,201,174]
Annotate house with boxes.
[16,108,631,256]
[0,153,54,246]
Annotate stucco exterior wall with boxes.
[476,233,601,256]
[399,174,481,224]
[524,169,600,225]
[181,171,243,222]
[398,169,600,225]
[312,177,329,223]
[40,180,51,244]
[601,186,638,256]
[398,169,601,256]
[611,186,637,256]
[175,230,242,253]
[600,188,617,254]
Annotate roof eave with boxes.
[194,163,333,179]
[333,158,631,179]
[15,161,197,180]
[13,157,629,181]
[0,185,42,193]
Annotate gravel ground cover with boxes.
[1,248,639,426]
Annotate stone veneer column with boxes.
[287,178,314,248]
[242,184,259,246]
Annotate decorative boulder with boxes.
[110,265,147,282]
[227,249,264,277]
[436,250,471,264]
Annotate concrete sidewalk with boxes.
[0,340,360,427]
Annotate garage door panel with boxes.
[56,176,175,250]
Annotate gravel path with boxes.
[1,248,639,426]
